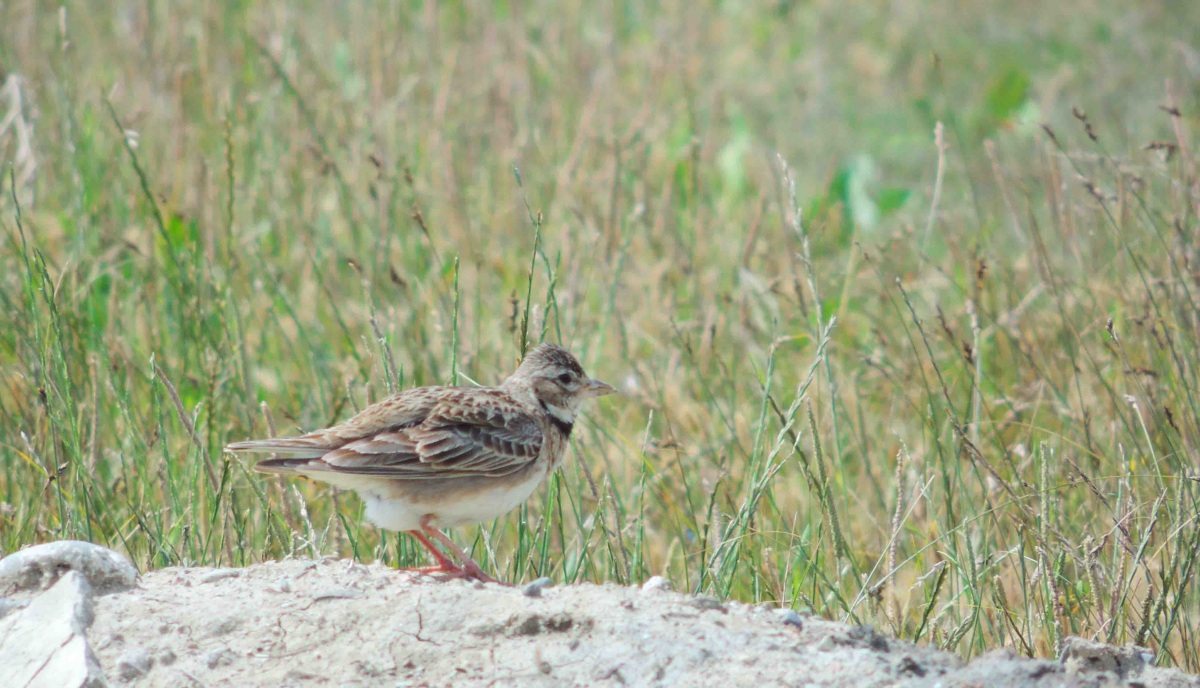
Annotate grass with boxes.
[2,0,1199,670]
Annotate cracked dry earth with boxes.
[3,545,1200,687]
[88,560,1199,687]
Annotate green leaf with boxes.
[83,273,113,335]
[164,213,199,247]
[877,187,911,214]
[984,67,1030,127]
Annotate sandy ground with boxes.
[3,544,1199,687]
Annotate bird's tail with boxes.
[226,433,342,474]
[224,436,332,458]
[250,457,331,474]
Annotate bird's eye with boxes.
[556,373,574,385]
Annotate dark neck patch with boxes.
[540,400,574,438]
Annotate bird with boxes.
[225,343,615,583]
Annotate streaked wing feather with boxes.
[413,401,542,473]
[328,388,439,439]
[273,389,544,480]
[230,388,542,479]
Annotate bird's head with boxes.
[505,343,615,426]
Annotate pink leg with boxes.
[404,529,463,574]
[418,515,503,584]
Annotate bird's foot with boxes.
[406,562,503,584]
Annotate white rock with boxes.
[0,541,137,596]
[0,571,106,687]
[641,576,670,592]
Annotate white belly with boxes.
[358,469,547,532]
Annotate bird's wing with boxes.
[321,389,544,478]
[233,388,544,480]
[224,387,442,458]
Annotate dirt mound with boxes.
[2,544,1197,687]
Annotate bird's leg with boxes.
[418,515,502,584]
[404,529,462,574]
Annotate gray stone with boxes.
[0,571,106,687]
[775,608,803,627]
[0,541,137,596]
[522,576,554,598]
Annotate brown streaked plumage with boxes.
[225,343,615,582]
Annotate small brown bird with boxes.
[225,343,615,582]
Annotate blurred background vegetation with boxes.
[2,0,1199,669]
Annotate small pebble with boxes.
[117,649,154,680]
[641,576,670,592]
[522,577,554,598]
[198,569,241,585]
[205,646,233,668]
[775,608,803,627]
[689,595,726,613]
[275,575,293,593]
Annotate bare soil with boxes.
[3,543,1196,687]
[76,558,1198,687]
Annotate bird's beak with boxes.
[583,378,617,397]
